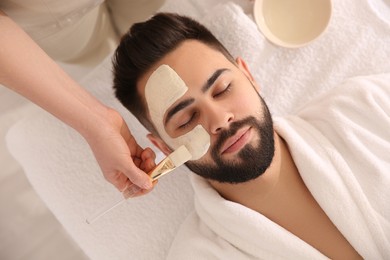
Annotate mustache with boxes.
[213,116,258,153]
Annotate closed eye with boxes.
[213,83,231,98]
[178,112,198,129]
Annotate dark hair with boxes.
[112,12,235,133]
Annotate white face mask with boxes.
[145,64,210,160]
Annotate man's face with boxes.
[138,40,274,183]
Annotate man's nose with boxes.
[207,104,234,134]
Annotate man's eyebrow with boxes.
[164,68,229,125]
[201,68,230,93]
[164,98,194,125]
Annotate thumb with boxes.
[121,160,153,190]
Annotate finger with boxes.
[132,156,142,168]
[140,148,157,172]
[129,180,158,197]
[120,178,133,192]
[141,147,156,161]
[120,160,153,190]
[124,128,144,158]
[108,172,130,192]
[119,125,153,189]
[140,157,157,173]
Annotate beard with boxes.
[186,96,275,184]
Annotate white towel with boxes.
[168,74,390,259]
[197,0,390,116]
[278,75,390,258]
[6,0,390,259]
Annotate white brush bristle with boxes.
[169,145,192,166]
[184,125,210,160]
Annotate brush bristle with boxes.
[169,145,192,166]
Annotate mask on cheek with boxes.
[145,64,210,160]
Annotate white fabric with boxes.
[195,0,390,117]
[0,0,103,39]
[5,0,390,259]
[168,74,390,259]
[0,0,109,61]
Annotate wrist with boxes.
[79,105,123,144]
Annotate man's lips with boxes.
[220,127,251,155]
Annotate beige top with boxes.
[0,0,102,40]
[0,0,107,60]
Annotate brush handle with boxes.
[122,183,143,199]
[86,148,189,224]
[86,184,142,224]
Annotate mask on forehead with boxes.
[145,64,210,160]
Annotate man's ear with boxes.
[147,133,172,156]
[235,57,261,91]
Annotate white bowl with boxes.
[253,0,332,48]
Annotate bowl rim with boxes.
[253,0,333,48]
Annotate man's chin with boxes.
[187,113,274,184]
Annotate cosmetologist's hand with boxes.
[86,108,156,192]
[0,10,155,194]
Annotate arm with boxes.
[0,10,153,191]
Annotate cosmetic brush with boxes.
[86,145,192,224]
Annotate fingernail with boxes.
[142,181,153,190]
